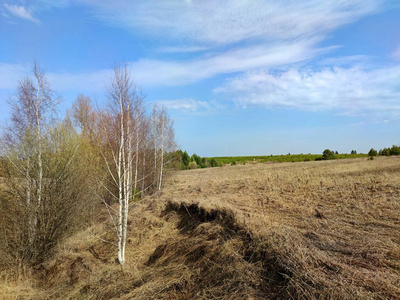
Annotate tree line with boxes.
[0,62,176,270]
[375,145,400,156]
[174,146,400,168]
[322,146,400,160]
[169,150,219,169]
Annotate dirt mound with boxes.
[143,202,288,299]
[37,200,289,299]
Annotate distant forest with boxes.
[172,145,400,169]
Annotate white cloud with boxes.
[39,40,323,90]
[23,0,382,90]
[0,39,327,93]
[0,0,395,125]
[214,65,400,118]
[0,0,386,92]
[132,40,326,86]
[93,40,323,87]
[75,0,383,46]
[3,61,399,120]
[2,4,40,24]
[155,99,212,113]
[157,46,208,54]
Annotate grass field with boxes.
[208,153,368,165]
[1,156,399,299]
[159,156,400,298]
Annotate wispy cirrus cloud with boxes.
[154,98,213,113]
[214,64,400,118]
[157,46,208,54]
[132,40,326,86]
[11,39,321,91]
[2,3,40,24]
[1,0,395,122]
[1,0,388,89]
[75,0,383,46]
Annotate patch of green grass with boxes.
[208,153,368,165]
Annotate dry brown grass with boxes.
[1,157,399,299]
[160,156,400,299]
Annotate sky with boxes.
[0,0,399,156]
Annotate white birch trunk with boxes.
[122,98,132,268]
[117,91,125,266]
[26,102,33,244]
[36,112,43,209]
[32,78,43,243]
[104,63,152,267]
[153,106,158,188]
[141,153,146,194]
[26,148,31,206]
[26,149,33,245]
[134,104,139,193]
[158,111,165,191]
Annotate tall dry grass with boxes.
[0,157,399,299]
[159,156,400,299]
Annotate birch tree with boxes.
[101,62,136,267]
[99,66,177,266]
[133,92,144,195]
[2,62,59,251]
[72,94,95,137]
[0,62,91,266]
[158,107,165,191]
[139,113,151,195]
[152,104,158,189]
[154,106,176,191]
[0,61,178,269]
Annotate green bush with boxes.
[188,161,198,169]
[390,145,400,155]
[380,148,391,156]
[181,151,190,168]
[368,148,378,156]
[210,158,218,167]
[322,149,335,160]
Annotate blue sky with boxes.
[1,0,400,156]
